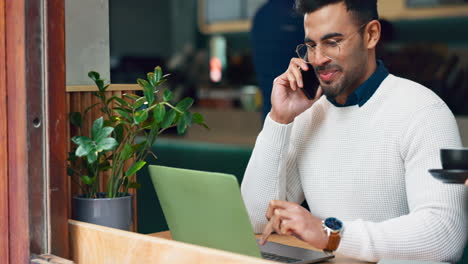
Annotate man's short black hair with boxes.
[295,0,378,26]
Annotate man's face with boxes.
[304,2,368,100]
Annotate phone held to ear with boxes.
[300,68,319,100]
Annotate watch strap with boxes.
[323,231,341,252]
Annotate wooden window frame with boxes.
[0,0,69,262]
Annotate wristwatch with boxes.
[322,217,343,253]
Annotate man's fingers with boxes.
[292,66,304,88]
[279,219,293,235]
[259,218,275,245]
[273,208,293,220]
[315,86,323,99]
[266,200,296,219]
[286,71,298,91]
[272,214,281,233]
[291,57,309,71]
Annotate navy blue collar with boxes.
[327,60,389,107]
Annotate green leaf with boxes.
[72,136,92,146]
[183,111,192,125]
[67,167,75,177]
[115,109,132,122]
[177,119,187,134]
[198,123,210,129]
[134,110,149,124]
[154,79,167,88]
[95,79,105,91]
[94,126,114,142]
[114,123,124,143]
[192,113,204,124]
[137,78,152,89]
[110,96,130,107]
[144,87,155,105]
[150,119,160,131]
[147,72,156,86]
[75,141,94,157]
[154,66,163,82]
[160,109,177,129]
[123,94,140,101]
[177,112,191,134]
[69,112,82,127]
[80,175,95,185]
[114,106,132,113]
[128,182,141,189]
[86,151,98,163]
[154,104,166,123]
[75,142,93,157]
[163,89,174,102]
[103,119,114,127]
[133,97,146,110]
[125,161,146,177]
[110,115,120,123]
[132,141,146,153]
[191,112,209,129]
[144,103,158,112]
[88,71,100,81]
[91,117,104,140]
[175,98,194,112]
[121,143,134,161]
[96,137,118,152]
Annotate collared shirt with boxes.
[327,60,389,107]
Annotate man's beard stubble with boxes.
[314,56,367,101]
[314,63,345,100]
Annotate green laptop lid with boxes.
[149,165,261,258]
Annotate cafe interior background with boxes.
[66,0,468,235]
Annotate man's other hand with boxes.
[259,200,328,250]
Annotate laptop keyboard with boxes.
[261,252,301,263]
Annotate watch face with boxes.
[324,217,343,231]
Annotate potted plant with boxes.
[68,66,207,230]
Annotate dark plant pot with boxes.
[72,193,133,231]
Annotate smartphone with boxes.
[300,68,319,100]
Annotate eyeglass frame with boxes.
[295,22,369,63]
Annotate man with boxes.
[241,0,467,262]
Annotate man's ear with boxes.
[365,20,381,49]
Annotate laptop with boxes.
[149,165,334,263]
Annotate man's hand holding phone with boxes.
[270,58,322,124]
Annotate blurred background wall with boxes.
[67,0,468,146]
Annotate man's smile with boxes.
[317,69,340,83]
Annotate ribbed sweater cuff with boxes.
[260,113,294,147]
[336,220,370,261]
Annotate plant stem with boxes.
[162,102,183,114]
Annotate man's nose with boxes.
[312,50,331,66]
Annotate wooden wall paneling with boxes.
[69,90,82,200]
[0,0,9,262]
[6,0,30,262]
[46,0,68,257]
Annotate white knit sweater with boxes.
[241,74,467,262]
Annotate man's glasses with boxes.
[296,23,368,63]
